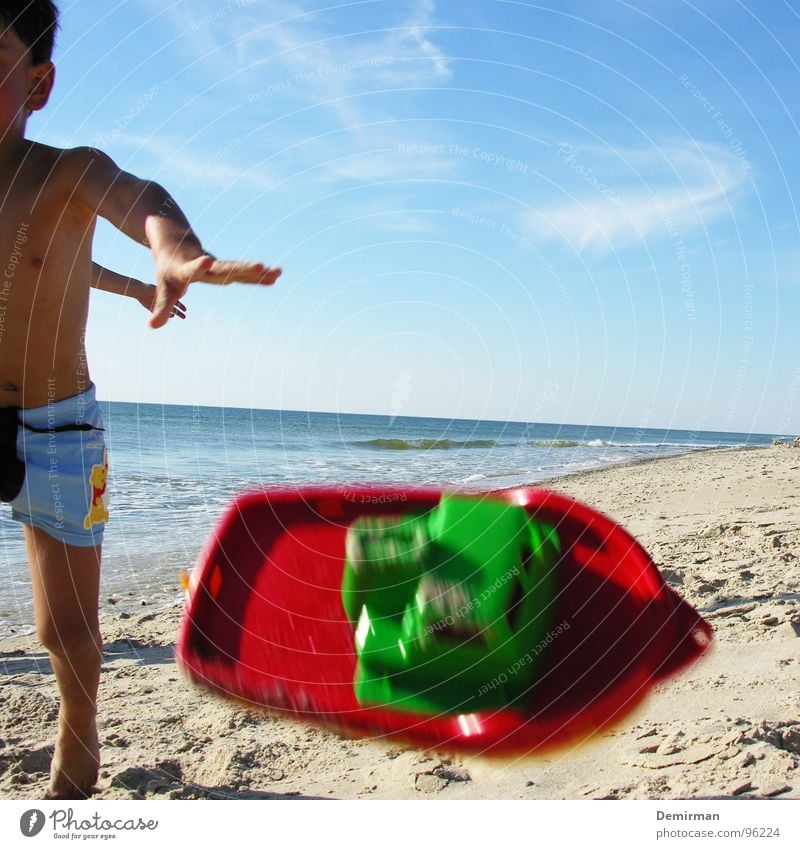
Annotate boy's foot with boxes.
[47,719,100,799]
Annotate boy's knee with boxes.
[38,618,101,659]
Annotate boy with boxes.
[0,1,280,798]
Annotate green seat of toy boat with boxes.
[342,495,559,715]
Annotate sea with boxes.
[0,402,780,637]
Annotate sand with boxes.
[1,444,799,800]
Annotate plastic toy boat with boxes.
[176,486,712,755]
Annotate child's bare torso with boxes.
[0,140,96,409]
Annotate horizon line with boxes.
[97,397,779,439]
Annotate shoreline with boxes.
[0,444,760,643]
[511,443,753,491]
[2,444,799,799]
[0,443,751,640]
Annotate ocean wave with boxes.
[353,438,498,451]
[527,440,583,448]
[527,439,610,448]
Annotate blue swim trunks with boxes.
[6,384,108,547]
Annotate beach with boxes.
[1,443,798,800]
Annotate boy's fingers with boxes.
[149,286,179,329]
[183,254,216,280]
[149,305,170,329]
[192,259,282,286]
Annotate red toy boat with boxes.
[176,486,712,755]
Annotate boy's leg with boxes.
[23,525,102,799]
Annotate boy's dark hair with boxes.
[0,1,59,65]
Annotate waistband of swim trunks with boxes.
[18,383,98,429]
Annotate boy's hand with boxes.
[149,255,281,329]
[76,151,281,327]
[135,283,186,320]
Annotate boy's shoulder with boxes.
[22,139,89,165]
[21,140,116,175]
[11,141,83,185]
[21,142,121,210]
[35,142,113,174]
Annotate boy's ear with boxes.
[26,63,55,113]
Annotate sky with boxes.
[33,0,800,433]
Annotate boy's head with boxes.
[0,1,58,127]
[0,0,59,66]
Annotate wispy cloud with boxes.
[169,0,452,119]
[146,0,454,192]
[524,141,752,254]
[311,142,458,184]
[324,199,443,233]
[247,0,452,82]
[98,132,278,192]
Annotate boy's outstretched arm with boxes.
[90,263,187,319]
[73,148,281,328]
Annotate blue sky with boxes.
[34,0,800,433]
